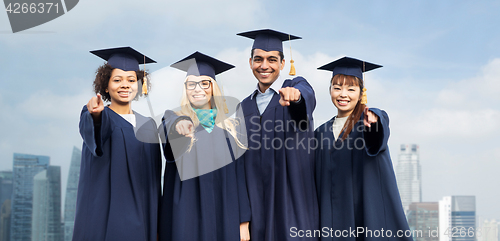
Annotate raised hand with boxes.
[175,119,194,138]
[363,107,379,127]
[278,87,301,106]
[87,93,104,121]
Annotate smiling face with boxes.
[185,75,213,109]
[106,68,138,105]
[249,48,285,92]
[330,74,362,118]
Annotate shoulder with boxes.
[283,76,307,86]
[314,118,334,134]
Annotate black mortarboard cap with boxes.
[170,51,234,80]
[237,29,301,52]
[90,46,156,71]
[317,57,382,80]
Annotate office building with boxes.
[439,196,476,241]
[32,166,62,241]
[63,147,81,241]
[396,144,422,213]
[10,153,50,241]
[407,202,439,241]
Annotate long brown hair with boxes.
[330,74,366,141]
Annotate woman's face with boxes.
[106,68,138,105]
[185,75,213,109]
[330,81,361,118]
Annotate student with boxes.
[74,47,161,241]
[158,52,251,241]
[315,57,412,241]
[237,29,319,241]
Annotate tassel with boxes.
[289,59,296,76]
[142,76,148,95]
[360,88,368,104]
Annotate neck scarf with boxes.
[194,108,217,133]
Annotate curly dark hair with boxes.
[93,64,151,102]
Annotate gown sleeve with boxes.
[363,108,390,156]
[287,77,316,131]
[231,104,251,222]
[159,110,193,163]
[79,105,113,157]
[314,128,323,200]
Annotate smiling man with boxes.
[237,29,319,241]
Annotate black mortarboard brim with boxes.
[237,29,301,52]
[317,57,382,80]
[90,47,156,72]
[170,51,235,80]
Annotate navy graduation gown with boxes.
[240,76,319,241]
[158,110,251,241]
[74,106,161,241]
[314,108,412,241]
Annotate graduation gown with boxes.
[240,76,319,241]
[158,110,251,241]
[314,108,412,241]
[73,106,161,241]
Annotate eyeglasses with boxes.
[185,80,212,90]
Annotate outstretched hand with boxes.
[87,94,104,121]
[175,119,194,138]
[363,107,379,127]
[278,87,301,106]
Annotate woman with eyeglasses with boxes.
[158,52,251,241]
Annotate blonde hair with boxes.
[176,76,247,149]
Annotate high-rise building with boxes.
[478,219,499,241]
[439,196,476,241]
[32,166,62,241]
[0,171,13,241]
[0,171,13,209]
[407,202,439,241]
[396,144,422,213]
[0,200,11,241]
[64,147,81,241]
[10,153,50,241]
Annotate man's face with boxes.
[249,49,285,88]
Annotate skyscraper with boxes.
[478,219,499,241]
[439,196,476,241]
[64,147,81,241]
[0,200,11,241]
[396,144,422,213]
[0,171,13,209]
[0,171,13,241]
[407,202,439,241]
[10,153,50,241]
[32,166,62,241]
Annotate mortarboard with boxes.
[237,29,301,52]
[318,57,382,104]
[237,29,301,75]
[90,46,156,72]
[170,51,234,80]
[317,56,382,80]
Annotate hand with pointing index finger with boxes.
[175,119,194,138]
[278,87,301,106]
[87,93,104,122]
[363,107,379,128]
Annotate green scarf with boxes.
[194,109,217,133]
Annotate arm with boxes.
[280,77,316,130]
[79,95,112,157]
[159,110,193,163]
[363,108,390,156]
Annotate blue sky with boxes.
[1,0,499,221]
